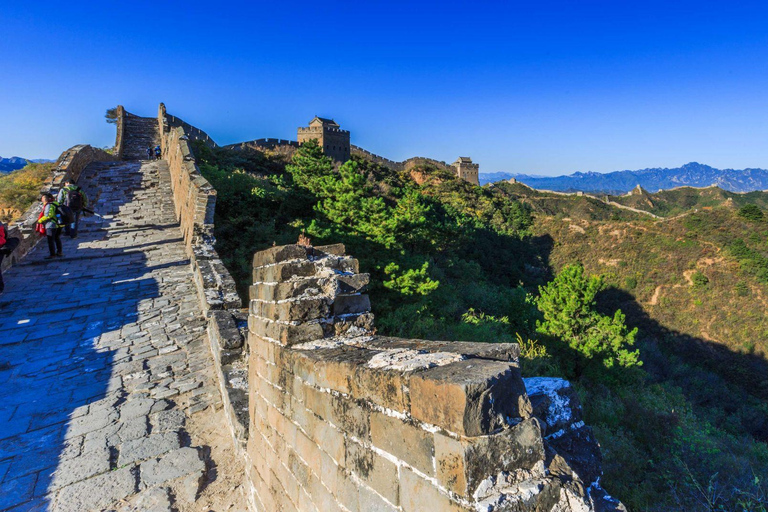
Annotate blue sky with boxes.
[2,1,768,175]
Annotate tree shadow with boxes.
[597,287,768,442]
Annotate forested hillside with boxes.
[194,141,768,512]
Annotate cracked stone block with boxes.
[120,486,174,512]
[150,409,186,432]
[140,447,205,489]
[52,465,137,512]
[118,432,181,467]
[42,446,111,492]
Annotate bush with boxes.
[536,263,641,374]
[738,204,764,221]
[691,271,709,287]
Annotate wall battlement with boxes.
[244,243,624,511]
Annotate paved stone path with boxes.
[0,160,243,511]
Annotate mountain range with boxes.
[0,156,54,173]
[480,162,768,194]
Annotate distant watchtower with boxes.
[452,157,480,186]
[297,117,350,163]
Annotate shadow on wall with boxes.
[0,180,163,510]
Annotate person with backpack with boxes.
[147,146,153,160]
[57,179,88,238]
[0,220,20,294]
[154,145,161,160]
[37,193,66,259]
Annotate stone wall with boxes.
[245,243,624,512]
[159,103,218,149]
[350,146,453,174]
[114,105,126,159]
[1,145,117,271]
[156,105,249,452]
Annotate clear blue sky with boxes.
[2,1,768,175]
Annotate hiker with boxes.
[37,193,64,259]
[0,220,20,294]
[154,145,161,160]
[147,146,153,160]
[57,179,88,238]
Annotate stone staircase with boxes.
[123,113,160,161]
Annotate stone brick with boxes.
[252,260,316,283]
[434,419,546,498]
[326,395,371,442]
[250,298,330,323]
[366,337,520,362]
[248,316,324,346]
[351,364,409,412]
[313,243,346,256]
[291,347,373,394]
[409,360,532,436]
[399,466,468,512]
[332,294,371,316]
[346,439,399,506]
[334,273,370,294]
[370,412,434,476]
[252,245,308,268]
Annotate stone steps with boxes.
[123,115,160,161]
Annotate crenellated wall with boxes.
[350,145,453,174]
[1,144,117,272]
[244,243,624,512]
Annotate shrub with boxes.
[691,271,709,287]
[536,263,641,373]
[738,204,764,221]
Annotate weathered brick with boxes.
[249,316,324,346]
[370,412,434,476]
[409,359,532,436]
[400,466,468,512]
[351,364,409,412]
[346,439,399,506]
[327,395,371,442]
[253,245,308,268]
[335,273,370,294]
[251,298,330,323]
[434,419,546,498]
[313,243,346,256]
[253,260,316,283]
[332,294,371,316]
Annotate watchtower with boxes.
[452,157,480,186]
[297,117,350,163]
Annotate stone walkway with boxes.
[0,160,244,511]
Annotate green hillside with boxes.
[0,162,53,222]
[608,184,768,217]
[195,141,768,512]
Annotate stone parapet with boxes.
[155,104,247,456]
[245,243,624,511]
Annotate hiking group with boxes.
[0,179,90,295]
[146,145,161,160]
[36,180,89,259]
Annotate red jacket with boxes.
[0,224,6,247]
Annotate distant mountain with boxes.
[480,162,768,194]
[0,156,30,173]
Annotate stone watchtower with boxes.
[452,157,480,186]
[297,116,350,163]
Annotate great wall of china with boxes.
[0,105,625,511]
